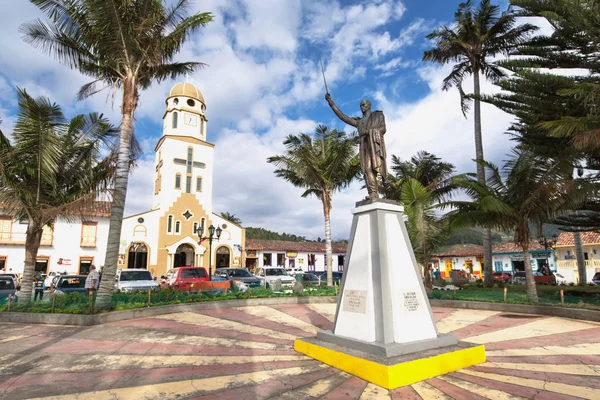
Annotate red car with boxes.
[161,267,209,292]
[492,272,512,283]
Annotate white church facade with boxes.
[118,82,246,278]
[1,82,245,278]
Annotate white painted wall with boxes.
[120,209,161,265]
[0,216,110,275]
[492,252,556,273]
[255,249,346,273]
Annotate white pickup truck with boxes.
[254,267,295,289]
[115,269,159,292]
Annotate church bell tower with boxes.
[153,82,214,215]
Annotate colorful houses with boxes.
[554,232,600,284]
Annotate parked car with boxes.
[45,271,66,289]
[315,271,344,285]
[0,276,17,302]
[115,269,159,292]
[492,272,512,283]
[285,267,304,276]
[554,272,569,285]
[215,268,263,288]
[254,267,295,289]
[53,275,88,294]
[592,272,600,286]
[160,267,210,292]
[512,271,556,285]
[301,273,323,286]
[0,273,19,290]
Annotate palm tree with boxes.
[21,0,213,307]
[384,152,455,290]
[422,0,536,287]
[267,125,360,286]
[220,212,242,226]
[448,151,588,303]
[0,88,115,306]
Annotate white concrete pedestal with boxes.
[317,200,457,357]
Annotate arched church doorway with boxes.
[127,242,148,269]
[215,246,230,269]
[174,243,195,267]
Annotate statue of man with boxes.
[325,93,387,200]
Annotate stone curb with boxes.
[3,297,598,326]
[430,299,600,322]
[0,296,338,326]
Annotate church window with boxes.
[175,221,181,234]
[187,148,193,173]
[193,222,198,234]
[175,173,181,189]
[185,176,192,193]
[187,99,195,107]
[80,221,97,247]
[196,177,202,192]
[174,98,179,105]
[172,112,178,128]
[167,215,173,233]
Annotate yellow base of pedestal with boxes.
[294,339,486,389]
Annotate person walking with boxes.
[85,265,99,295]
[33,274,45,301]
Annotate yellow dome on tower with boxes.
[168,82,205,104]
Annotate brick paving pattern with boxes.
[0,304,599,399]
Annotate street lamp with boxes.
[537,233,559,273]
[195,223,222,281]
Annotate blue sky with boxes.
[0,0,536,240]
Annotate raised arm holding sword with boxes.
[320,58,388,200]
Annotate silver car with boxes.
[115,269,159,292]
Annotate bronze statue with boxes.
[325,93,387,200]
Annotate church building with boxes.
[119,82,246,278]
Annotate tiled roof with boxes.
[555,231,600,247]
[85,201,112,217]
[492,241,547,253]
[1,201,111,218]
[434,241,550,257]
[246,239,347,253]
[434,246,483,257]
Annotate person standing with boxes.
[85,265,99,295]
[33,274,45,301]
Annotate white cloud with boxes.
[1,0,522,241]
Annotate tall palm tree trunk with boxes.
[422,256,433,292]
[573,231,587,285]
[322,192,333,287]
[19,220,44,306]
[95,81,137,308]
[473,69,494,287]
[522,241,539,303]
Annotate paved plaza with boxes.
[0,304,599,399]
